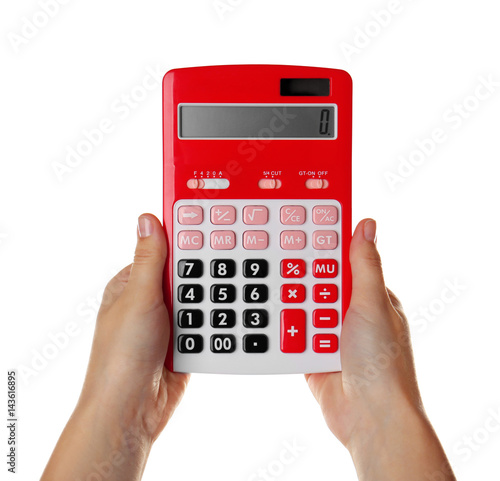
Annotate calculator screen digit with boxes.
[163,65,352,374]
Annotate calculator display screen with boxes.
[179,105,336,139]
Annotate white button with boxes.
[201,178,229,189]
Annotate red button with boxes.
[313,334,338,353]
[313,284,338,303]
[280,309,306,353]
[281,284,306,303]
[281,259,306,278]
[313,309,338,328]
[313,259,338,278]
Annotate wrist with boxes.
[78,363,165,446]
[345,396,452,481]
[75,388,154,458]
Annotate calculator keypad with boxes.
[173,199,342,374]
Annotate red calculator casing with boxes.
[163,65,352,373]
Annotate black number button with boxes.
[178,259,203,278]
[178,284,203,303]
[178,334,203,353]
[243,334,269,353]
[211,284,236,303]
[243,309,268,328]
[211,334,236,353]
[178,309,203,328]
[211,259,236,278]
[243,259,268,278]
[243,284,268,303]
[211,309,236,328]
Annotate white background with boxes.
[1,0,500,480]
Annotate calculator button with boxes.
[243,309,268,328]
[178,259,203,278]
[211,284,236,303]
[211,206,236,225]
[243,285,268,303]
[178,284,204,303]
[280,309,306,353]
[281,284,306,303]
[243,206,269,225]
[210,231,236,250]
[305,179,324,189]
[313,231,338,250]
[313,284,338,303]
[178,309,204,328]
[243,231,269,250]
[313,334,338,353]
[313,259,338,278]
[178,334,203,353]
[243,334,269,353]
[178,231,203,250]
[178,206,203,225]
[211,309,236,328]
[280,231,306,250]
[313,206,338,225]
[281,259,306,278]
[211,334,236,353]
[313,309,338,328]
[211,259,236,278]
[280,206,306,225]
[243,259,269,278]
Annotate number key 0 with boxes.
[178,334,203,353]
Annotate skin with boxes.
[40,215,456,481]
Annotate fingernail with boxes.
[363,220,377,242]
[138,215,153,238]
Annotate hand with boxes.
[41,214,189,481]
[305,219,456,481]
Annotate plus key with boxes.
[280,309,306,353]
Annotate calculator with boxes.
[163,65,352,374]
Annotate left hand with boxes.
[41,214,189,481]
[80,213,189,441]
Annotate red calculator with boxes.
[163,65,352,374]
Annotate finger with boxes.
[127,214,167,296]
[305,372,344,417]
[386,287,404,313]
[99,264,132,312]
[349,219,390,310]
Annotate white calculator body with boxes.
[163,65,352,374]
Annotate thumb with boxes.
[349,219,390,310]
[128,214,167,293]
